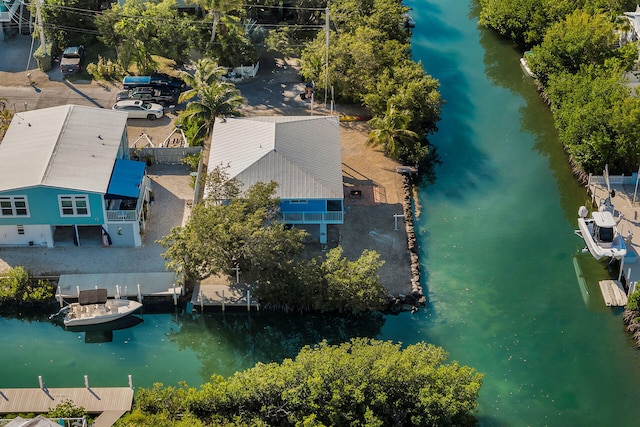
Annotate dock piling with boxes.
[38,375,43,389]
[84,375,89,389]
[247,290,251,311]
[222,290,225,311]
[128,375,133,389]
[137,284,142,302]
[172,283,177,306]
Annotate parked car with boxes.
[60,45,85,74]
[122,73,186,90]
[116,86,180,106]
[112,100,164,120]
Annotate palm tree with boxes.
[178,58,246,145]
[189,0,243,44]
[180,84,246,143]
[178,59,245,203]
[0,97,13,141]
[179,58,227,103]
[366,105,420,159]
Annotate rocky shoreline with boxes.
[386,174,426,313]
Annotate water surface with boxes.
[3,1,640,426]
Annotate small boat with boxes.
[520,51,536,78]
[575,200,627,261]
[58,289,143,327]
[403,13,415,29]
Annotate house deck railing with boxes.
[282,211,343,224]
[0,0,20,23]
[105,175,151,222]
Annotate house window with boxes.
[0,196,30,217]
[327,200,343,211]
[59,195,90,217]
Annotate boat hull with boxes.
[520,52,536,78]
[577,217,626,260]
[64,299,143,327]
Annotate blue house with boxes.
[0,105,152,247]
[208,116,344,244]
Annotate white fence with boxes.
[222,62,260,82]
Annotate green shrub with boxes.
[86,55,125,81]
[0,266,55,304]
[46,399,87,418]
[627,289,640,312]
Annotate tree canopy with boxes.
[159,167,387,312]
[478,0,640,175]
[123,338,484,426]
[528,10,619,84]
[298,0,442,167]
[96,0,195,72]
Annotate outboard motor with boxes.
[578,206,588,218]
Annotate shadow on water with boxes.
[167,310,386,382]
[412,4,498,203]
[409,1,498,330]
[477,22,588,229]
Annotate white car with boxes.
[112,100,164,120]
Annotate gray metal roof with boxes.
[0,105,128,193]
[208,116,343,199]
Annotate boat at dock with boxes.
[575,200,627,261]
[53,289,143,327]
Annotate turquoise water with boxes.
[3,1,640,425]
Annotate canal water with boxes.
[2,1,640,425]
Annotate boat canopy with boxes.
[78,289,108,305]
[592,211,616,228]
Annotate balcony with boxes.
[281,211,343,224]
[105,175,150,222]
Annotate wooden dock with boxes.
[586,173,640,306]
[56,272,183,305]
[0,386,133,426]
[191,275,259,311]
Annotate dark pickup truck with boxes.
[116,86,180,106]
[60,45,85,74]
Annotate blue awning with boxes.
[106,159,146,199]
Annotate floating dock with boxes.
[598,280,628,306]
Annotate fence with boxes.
[130,146,201,165]
[221,63,260,82]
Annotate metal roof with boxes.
[0,105,128,193]
[106,159,146,198]
[208,116,343,199]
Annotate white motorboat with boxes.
[520,51,536,78]
[575,202,627,261]
[61,289,143,327]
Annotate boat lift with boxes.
[160,124,188,147]
[130,125,189,149]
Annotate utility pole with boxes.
[324,6,329,109]
[35,0,46,54]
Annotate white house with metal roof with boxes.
[208,115,344,244]
[0,105,152,247]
